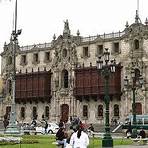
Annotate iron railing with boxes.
[20,42,52,51]
[19,31,125,51]
[81,31,125,42]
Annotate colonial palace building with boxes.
[1,12,148,124]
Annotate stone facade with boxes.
[1,15,148,125]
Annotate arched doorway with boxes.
[5,106,11,120]
[136,103,142,115]
[60,104,69,123]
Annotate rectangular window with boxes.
[113,42,119,53]
[20,107,25,119]
[97,45,103,55]
[33,53,38,63]
[83,105,88,117]
[83,47,89,57]
[45,52,50,61]
[21,55,26,65]
[98,105,103,117]
[45,106,49,118]
[33,106,37,119]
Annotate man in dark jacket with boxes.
[56,127,67,147]
[139,129,146,138]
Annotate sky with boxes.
[0,0,148,51]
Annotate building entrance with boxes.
[61,104,69,123]
[136,102,142,115]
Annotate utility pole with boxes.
[5,0,21,135]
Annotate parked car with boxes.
[47,122,59,134]
[35,122,59,134]
[35,126,44,134]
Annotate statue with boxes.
[64,19,69,30]
[63,19,70,35]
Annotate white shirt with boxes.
[70,131,89,148]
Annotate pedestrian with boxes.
[139,128,146,138]
[114,119,117,125]
[31,118,37,127]
[3,119,9,129]
[126,122,132,138]
[44,120,48,134]
[70,116,73,123]
[56,125,67,148]
[3,114,9,129]
[66,126,74,144]
[70,126,89,148]
[88,124,94,132]
[139,128,146,145]
[59,119,65,128]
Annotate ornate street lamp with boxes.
[5,0,22,135]
[124,68,143,138]
[96,48,116,148]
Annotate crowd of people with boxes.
[56,118,92,148]
[126,122,147,139]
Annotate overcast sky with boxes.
[0,0,148,51]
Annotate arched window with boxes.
[114,104,119,117]
[83,105,88,117]
[136,103,142,115]
[45,106,49,119]
[135,68,141,78]
[63,49,67,58]
[20,107,25,119]
[62,70,68,88]
[134,39,139,49]
[61,104,69,123]
[7,80,12,94]
[7,56,12,65]
[33,106,37,119]
[98,105,103,117]
[5,106,11,120]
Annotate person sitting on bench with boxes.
[139,128,146,138]
[56,125,67,148]
[138,128,147,145]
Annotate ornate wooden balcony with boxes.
[15,69,52,103]
[73,64,122,101]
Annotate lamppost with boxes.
[124,67,143,138]
[96,48,116,148]
[5,0,22,134]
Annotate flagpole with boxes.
[15,0,17,33]
[137,0,139,14]
[5,0,21,135]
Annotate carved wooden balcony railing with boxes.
[73,64,122,101]
[15,69,51,103]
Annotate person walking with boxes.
[70,126,89,148]
[44,120,48,134]
[88,124,94,132]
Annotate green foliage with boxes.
[0,135,133,148]
[0,141,17,145]
[88,137,132,148]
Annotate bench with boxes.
[131,137,148,145]
[88,131,104,138]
